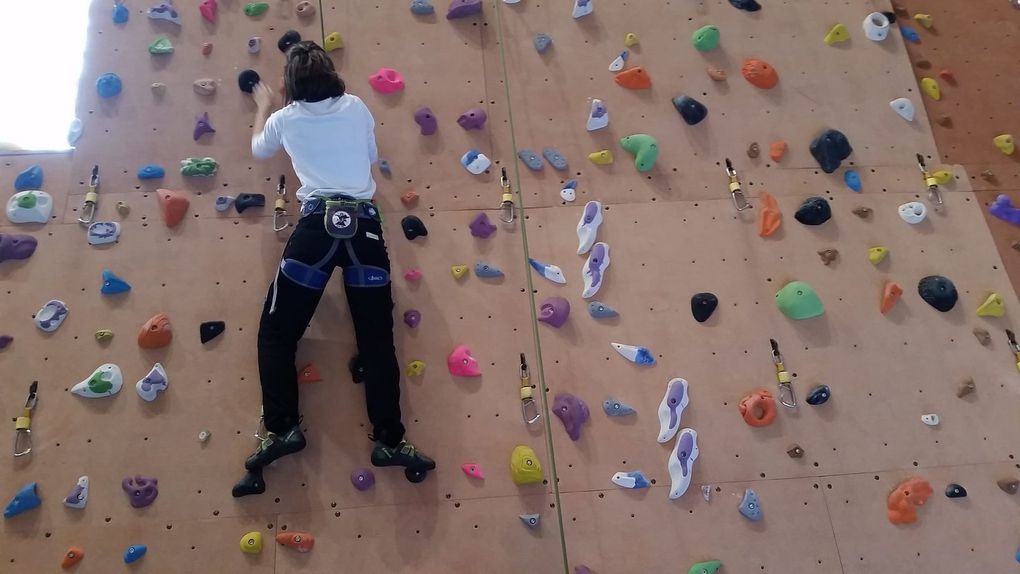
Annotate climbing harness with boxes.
[724,158,752,211]
[916,153,943,208]
[273,175,291,232]
[770,339,797,408]
[1006,329,1020,373]
[13,382,37,457]
[498,168,515,223]
[519,353,540,424]
[78,165,100,225]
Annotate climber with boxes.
[234,40,434,497]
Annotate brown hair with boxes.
[282,41,345,104]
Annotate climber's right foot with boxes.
[244,425,306,471]
[232,468,266,498]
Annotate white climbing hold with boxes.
[560,180,577,202]
[608,50,628,72]
[63,476,89,509]
[577,200,603,254]
[611,343,656,365]
[68,118,83,146]
[461,149,492,175]
[657,378,689,443]
[862,12,890,41]
[921,413,940,426]
[87,221,121,245]
[136,363,169,402]
[34,300,69,332]
[586,99,608,131]
[71,363,123,398]
[890,98,915,122]
[6,191,53,224]
[581,242,610,299]
[529,258,567,284]
[898,201,927,224]
[572,0,593,18]
[668,428,699,500]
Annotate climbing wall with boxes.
[2,1,1020,574]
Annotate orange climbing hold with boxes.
[738,388,777,427]
[138,313,173,349]
[276,532,315,552]
[769,140,787,162]
[887,477,933,525]
[62,546,85,569]
[758,192,782,237]
[880,281,903,314]
[938,68,955,84]
[157,189,190,228]
[298,363,322,384]
[400,190,419,208]
[741,58,779,89]
[614,67,652,90]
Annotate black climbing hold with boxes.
[690,292,718,323]
[278,30,302,53]
[809,129,853,174]
[200,321,225,344]
[917,275,958,312]
[794,196,832,226]
[349,355,366,385]
[945,483,967,498]
[401,216,428,240]
[882,10,896,23]
[806,384,831,406]
[238,69,261,93]
[672,96,708,126]
[232,469,266,498]
[235,193,266,213]
[729,0,762,12]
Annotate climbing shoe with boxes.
[232,469,266,498]
[244,425,306,471]
[370,441,436,471]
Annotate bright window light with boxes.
[0,0,90,153]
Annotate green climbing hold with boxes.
[620,134,659,172]
[692,25,720,51]
[16,193,37,209]
[775,281,824,320]
[244,2,269,16]
[87,373,113,394]
[688,561,722,574]
[180,157,219,177]
[148,36,174,55]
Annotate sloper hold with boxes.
[776,281,824,319]
[4,482,41,518]
[96,73,123,98]
[469,212,497,238]
[657,378,689,443]
[741,58,778,89]
[688,561,723,574]
[890,98,915,121]
[553,393,590,440]
[602,398,635,416]
[72,364,123,398]
[510,445,543,485]
[611,471,650,489]
[101,269,131,295]
[810,129,852,173]
[138,164,165,179]
[668,429,699,499]
[238,69,260,93]
[614,67,651,89]
[276,532,315,552]
[887,477,933,524]
[899,201,927,224]
[692,25,720,51]
[945,483,967,498]
[738,488,763,521]
[673,96,708,125]
[475,262,504,278]
[240,532,263,554]
[14,165,42,191]
[538,297,570,328]
[997,478,1019,495]
[806,384,831,405]
[588,301,618,318]
[7,190,53,224]
[795,196,832,225]
[880,281,903,315]
[758,191,782,237]
[918,275,958,312]
[824,23,849,45]
[235,194,265,213]
[517,149,543,171]
[691,293,718,322]
[447,0,482,19]
[200,321,225,344]
[519,514,541,529]
[138,313,173,348]
[157,189,189,228]
[620,134,659,172]
[124,545,147,564]
[976,293,1005,317]
[611,342,656,365]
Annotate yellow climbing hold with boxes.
[510,445,544,485]
[994,134,1015,156]
[240,532,263,554]
[920,77,941,101]
[451,264,469,279]
[624,33,639,48]
[324,32,343,51]
[932,169,953,185]
[406,360,425,377]
[824,23,849,45]
[588,150,614,165]
[976,293,1005,318]
[913,13,933,29]
[868,247,888,266]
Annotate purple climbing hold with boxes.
[0,234,37,264]
[351,469,375,491]
[553,393,590,441]
[121,475,158,508]
[415,107,438,136]
[403,309,422,328]
[582,242,610,299]
[458,107,487,130]
[193,112,215,141]
[469,212,497,238]
[575,568,593,574]
[538,297,570,328]
[0,336,12,350]
[989,195,1020,226]
[447,0,482,19]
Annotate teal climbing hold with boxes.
[692,25,720,51]
[4,483,41,519]
[101,269,131,295]
[620,134,659,172]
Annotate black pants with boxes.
[257,211,405,448]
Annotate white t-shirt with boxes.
[251,94,378,201]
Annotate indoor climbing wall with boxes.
[2,1,1020,574]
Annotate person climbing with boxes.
[232,40,434,497]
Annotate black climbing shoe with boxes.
[371,440,436,471]
[349,355,367,385]
[232,469,266,498]
[244,425,306,471]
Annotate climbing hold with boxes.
[688,561,723,574]
[0,336,11,349]
[448,344,481,377]
[156,189,190,228]
[529,258,567,284]
[553,393,589,440]
[368,68,405,94]
[889,97,915,122]
[244,2,269,16]
[824,23,849,45]
[459,463,486,480]
[586,99,608,131]
[741,58,779,89]
[200,321,225,344]
[320,32,343,53]
[215,196,235,213]
[810,129,853,173]
[457,107,487,131]
[237,70,260,94]
[193,78,218,96]
[588,301,618,319]
[746,142,760,159]
[510,445,544,485]
[403,310,422,329]
[991,196,1020,225]
[181,157,218,177]
[399,191,419,208]
[911,12,933,28]
[234,193,265,214]
[377,159,392,176]
[96,73,122,98]
[14,165,42,190]
[519,514,541,529]
[115,201,129,217]
[94,330,114,343]
[199,0,217,23]
[34,299,68,332]
[691,293,718,323]
[614,67,651,89]
[404,269,423,282]
[936,114,953,127]
[611,342,656,365]
[588,150,614,165]
[148,2,181,24]
[787,444,805,458]
[880,281,903,315]
[447,0,483,18]
[957,378,976,398]
[6,191,53,224]
[657,378,690,443]
[113,1,129,23]
[937,69,956,86]
[295,363,322,384]
[806,384,831,405]
[3,483,41,519]
[475,263,504,279]
[123,545,147,564]
[276,532,314,553]
[817,249,838,265]
[351,469,376,491]
[101,269,131,295]
[151,82,167,97]
[852,206,872,218]
[707,67,727,81]
[758,192,782,237]
[148,36,174,55]
[945,483,966,498]
[998,478,1019,495]
[931,169,953,185]
[542,148,568,171]
[887,477,933,524]
[603,398,636,417]
[738,488,763,521]
[412,107,438,136]
[87,221,120,245]
[898,201,927,224]
[469,212,497,239]
[577,201,603,255]
[571,0,592,18]
[668,428,699,499]
[920,77,941,101]
[410,0,434,14]
[276,30,301,53]
[901,25,920,43]
[240,531,263,554]
[62,546,85,569]
[136,363,169,402]
[862,12,890,41]
[581,242,610,299]
[620,134,659,172]
[869,246,889,265]
[517,149,543,171]
[673,96,708,125]
[921,413,940,426]
[692,25,720,51]
[122,475,158,507]
[976,293,1005,317]
[461,149,492,175]
[138,313,173,349]
[795,196,832,226]
[612,471,650,489]
[406,360,425,377]
[845,169,862,192]
[775,281,824,319]
[608,50,628,72]
[296,0,316,16]
[994,134,1015,155]
[538,297,571,328]
[401,216,428,240]
[918,276,958,312]
[137,164,165,180]
[739,388,777,427]
[450,265,469,280]
[560,179,578,202]
[193,112,216,141]
[729,0,761,10]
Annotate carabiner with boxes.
[78,165,100,225]
[916,153,943,208]
[1006,329,1020,374]
[499,168,515,224]
[725,158,752,212]
[770,339,797,408]
[273,174,291,232]
[519,353,540,424]
[13,382,38,457]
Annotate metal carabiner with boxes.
[13,382,38,457]
[916,153,943,208]
[725,158,752,212]
[273,175,291,232]
[78,165,100,225]
[519,353,540,424]
[770,339,797,408]
[499,168,515,224]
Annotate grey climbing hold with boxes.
[87,221,120,245]
[378,159,392,176]
[215,196,235,212]
[34,300,69,332]
[14,165,42,191]
[517,149,543,171]
[534,33,552,54]
[805,384,830,405]
[810,129,853,173]
[588,301,618,318]
[918,275,957,312]
[672,96,708,126]
[945,483,967,498]
[738,488,763,521]
[234,193,266,213]
[543,148,568,171]
[794,196,832,226]
[411,0,434,15]
[200,321,225,344]
[519,513,540,529]
[475,262,504,278]
[690,293,718,322]
[602,398,636,416]
[247,36,262,54]
[136,363,168,402]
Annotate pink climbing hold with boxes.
[368,68,405,94]
[199,0,217,23]
[448,344,481,377]
[461,463,485,479]
[457,107,487,130]
[404,268,423,281]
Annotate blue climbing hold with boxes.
[96,73,122,98]
[124,545,147,564]
[410,0,434,15]
[14,165,42,191]
[137,164,165,180]
[611,471,650,489]
[517,149,543,171]
[113,2,129,23]
[101,269,131,295]
[4,483,41,519]
[215,196,236,212]
[900,25,920,43]
[379,159,392,176]
[474,262,504,279]
[534,33,552,54]
[844,169,861,192]
[738,488,763,521]
[542,148,568,171]
[602,398,636,416]
[587,301,618,318]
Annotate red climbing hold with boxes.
[298,364,322,384]
[880,281,903,315]
[741,58,779,89]
[199,0,217,23]
[138,313,173,349]
[614,67,652,90]
[157,189,190,228]
[938,68,955,84]
[61,546,85,569]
